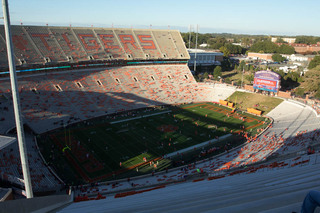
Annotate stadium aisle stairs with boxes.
[211,84,236,102]
[59,161,320,213]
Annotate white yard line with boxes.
[110,110,172,124]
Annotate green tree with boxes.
[315,89,320,99]
[245,74,254,83]
[223,43,243,54]
[295,88,305,97]
[249,64,254,71]
[221,58,232,71]
[296,36,318,45]
[220,46,230,57]
[241,37,251,47]
[275,70,285,78]
[225,77,231,84]
[238,60,246,71]
[277,44,295,54]
[308,56,320,69]
[277,37,286,43]
[208,36,227,49]
[194,75,199,82]
[284,71,300,82]
[203,72,209,79]
[302,68,320,93]
[272,53,285,62]
[250,41,279,53]
[213,66,222,79]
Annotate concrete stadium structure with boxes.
[0,25,319,213]
[0,25,212,196]
[0,25,188,67]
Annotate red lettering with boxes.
[32,34,51,50]
[98,34,119,49]
[12,35,28,51]
[118,35,138,49]
[61,33,74,50]
[138,35,156,49]
[78,34,100,50]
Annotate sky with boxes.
[2,0,320,36]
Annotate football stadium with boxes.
[0,9,320,213]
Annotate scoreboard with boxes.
[253,70,280,93]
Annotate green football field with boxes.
[37,102,269,184]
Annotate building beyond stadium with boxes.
[187,49,224,69]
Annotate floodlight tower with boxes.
[193,24,199,72]
[188,25,193,49]
[2,0,33,198]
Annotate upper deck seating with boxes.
[170,31,189,59]
[152,31,180,59]
[0,26,189,67]
[133,30,162,59]
[0,26,43,66]
[94,29,126,59]
[49,28,88,62]
[25,26,66,62]
[72,28,108,60]
[0,40,9,68]
[113,29,144,59]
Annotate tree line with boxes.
[181,32,297,56]
[249,41,295,54]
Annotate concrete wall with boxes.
[247,52,273,61]
[277,91,291,99]
[244,85,254,92]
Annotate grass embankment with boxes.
[227,91,283,115]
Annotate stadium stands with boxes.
[0,132,61,192]
[49,27,88,62]
[58,155,320,213]
[0,64,214,134]
[25,26,66,62]
[0,26,189,67]
[0,26,43,65]
[0,26,192,195]
[0,92,15,133]
[1,25,320,212]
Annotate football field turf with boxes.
[38,102,269,183]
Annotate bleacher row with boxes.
[0,64,214,134]
[61,154,320,213]
[0,133,62,192]
[0,25,189,67]
[75,124,320,200]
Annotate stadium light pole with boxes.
[2,0,33,198]
[193,24,198,72]
[241,68,244,89]
[188,25,192,49]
